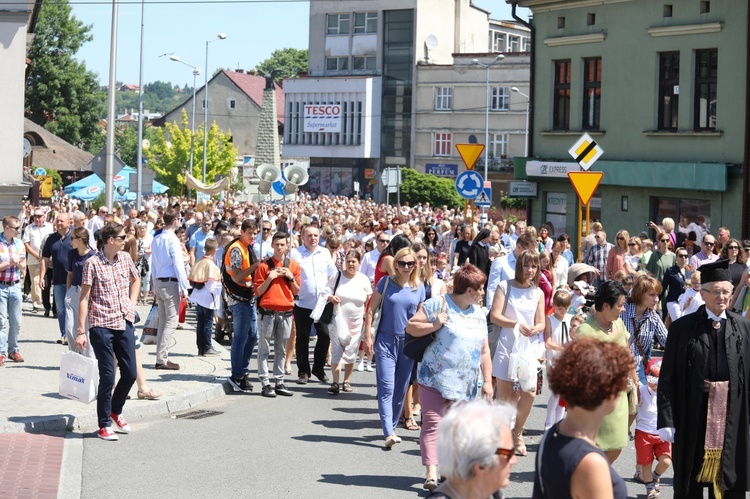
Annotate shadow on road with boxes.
[319,473,425,494]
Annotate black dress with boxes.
[454,240,471,267]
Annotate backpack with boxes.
[221,237,257,302]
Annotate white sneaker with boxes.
[356,361,365,372]
[365,363,374,372]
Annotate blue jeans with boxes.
[374,332,416,438]
[229,301,258,380]
[0,283,22,356]
[89,322,137,428]
[53,284,67,338]
[195,304,214,354]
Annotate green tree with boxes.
[255,48,308,81]
[25,0,106,153]
[398,168,463,209]
[144,110,237,193]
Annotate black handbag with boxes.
[404,296,447,362]
[317,272,342,325]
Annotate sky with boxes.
[71,0,528,89]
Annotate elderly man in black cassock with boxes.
[658,259,750,498]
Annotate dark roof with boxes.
[23,119,94,171]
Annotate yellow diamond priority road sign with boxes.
[455,144,485,171]
[568,133,603,171]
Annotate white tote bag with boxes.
[331,305,353,347]
[59,351,98,404]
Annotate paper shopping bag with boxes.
[178,299,187,323]
[59,351,98,404]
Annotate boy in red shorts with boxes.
[635,359,672,498]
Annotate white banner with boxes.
[303,104,342,133]
[526,161,579,178]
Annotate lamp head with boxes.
[495,54,505,61]
[471,58,479,64]
[511,86,520,93]
[169,55,180,62]
[218,33,227,40]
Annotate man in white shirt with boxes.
[22,209,52,312]
[361,232,389,283]
[150,210,189,370]
[253,220,274,261]
[89,205,108,236]
[290,224,337,384]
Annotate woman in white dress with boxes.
[324,250,372,395]
[490,249,545,457]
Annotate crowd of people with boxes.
[4,191,750,497]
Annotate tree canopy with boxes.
[25,0,105,153]
[143,110,237,194]
[397,168,463,209]
[255,48,308,81]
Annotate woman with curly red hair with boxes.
[532,338,630,498]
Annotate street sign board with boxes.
[475,187,491,207]
[425,163,458,177]
[455,144,485,171]
[508,181,538,198]
[34,167,46,176]
[568,133,603,170]
[568,171,603,206]
[455,171,484,199]
[380,167,401,186]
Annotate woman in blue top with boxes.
[406,264,493,491]
[364,247,425,449]
[533,338,630,499]
[64,227,96,357]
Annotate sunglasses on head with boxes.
[396,260,415,269]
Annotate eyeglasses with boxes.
[704,241,715,246]
[677,254,688,258]
[378,239,390,243]
[495,447,516,461]
[727,245,740,250]
[627,243,637,247]
[396,260,415,269]
[616,237,625,241]
[262,228,272,232]
[705,289,732,298]
[114,235,127,240]
[660,238,670,242]
[594,235,601,239]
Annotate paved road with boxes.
[78,365,674,498]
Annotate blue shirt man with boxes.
[189,222,214,262]
[41,213,72,342]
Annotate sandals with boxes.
[137,388,162,400]
[385,434,402,449]
[327,382,340,395]
[512,430,527,456]
[342,381,353,392]
[404,417,420,431]
[423,478,438,491]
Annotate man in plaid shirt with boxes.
[75,222,140,441]
[584,230,613,288]
[0,216,26,366]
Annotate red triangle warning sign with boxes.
[568,171,603,206]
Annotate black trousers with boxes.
[293,305,329,377]
[43,268,53,313]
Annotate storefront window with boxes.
[652,196,711,237]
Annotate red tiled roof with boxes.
[222,70,285,124]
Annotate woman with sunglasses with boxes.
[424,226,439,255]
[364,247,425,449]
[646,232,676,284]
[64,226,96,355]
[623,238,642,276]
[373,234,412,287]
[719,238,746,289]
[605,230,629,280]
[490,250,546,457]
[533,338,630,499]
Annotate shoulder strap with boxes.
[561,321,570,344]
[333,271,342,293]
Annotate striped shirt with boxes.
[689,250,718,270]
[82,251,138,330]
[620,302,668,371]
[585,243,613,277]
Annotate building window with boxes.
[435,87,452,111]
[658,51,680,130]
[229,100,236,109]
[491,133,508,158]
[326,13,350,35]
[353,12,377,33]
[558,17,565,28]
[582,57,602,130]
[434,132,452,156]
[553,60,571,130]
[352,56,376,70]
[700,1,710,13]
[523,38,531,52]
[491,86,509,111]
[325,57,349,71]
[508,36,520,52]
[694,49,717,130]
[663,5,673,17]
[587,13,596,25]
[492,31,506,52]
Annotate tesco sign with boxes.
[303,104,342,133]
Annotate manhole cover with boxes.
[174,410,223,420]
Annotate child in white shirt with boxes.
[678,271,703,317]
[543,290,578,430]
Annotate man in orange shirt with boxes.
[253,232,300,398]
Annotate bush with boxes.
[397,168,463,209]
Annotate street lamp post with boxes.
[512,86,530,157]
[170,56,200,186]
[472,55,505,182]
[203,34,227,187]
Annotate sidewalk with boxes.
[0,301,231,434]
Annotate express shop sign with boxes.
[303,104,342,133]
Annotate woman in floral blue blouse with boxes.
[406,264,493,491]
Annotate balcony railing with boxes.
[475,157,515,173]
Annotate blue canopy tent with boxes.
[68,184,105,201]
[65,166,166,199]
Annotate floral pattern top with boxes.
[418,294,488,401]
